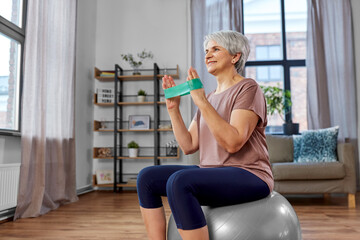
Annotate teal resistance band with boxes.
[164,78,203,99]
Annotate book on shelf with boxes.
[100,71,115,77]
[127,177,137,185]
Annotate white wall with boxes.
[0,136,21,164]
[93,0,194,182]
[75,0,97,191]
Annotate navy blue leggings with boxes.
[137,165,270,230]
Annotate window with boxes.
[243,0,307,132]
[0,0,26,134]
[255,45,282,82]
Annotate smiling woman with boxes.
[138,30,273,240]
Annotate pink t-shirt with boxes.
[194,78,274,192]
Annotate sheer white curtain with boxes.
[306,0,357,140]
[191,0,242,114]
[307,0,358,187]
[15,0,78,219]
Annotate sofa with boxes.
[266,134,357,208]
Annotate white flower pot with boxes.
[129,148,139,158]
[137,95,146,102]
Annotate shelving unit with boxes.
[93,64,180,190]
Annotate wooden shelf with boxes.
[95,103,114,106]
[119,129,172,132]
[117,183,137,188]
[94,95,166,107]
[94,120,114,132]
[94,65,179,82]
[94,121,173,133]
[93,153,179,160]
[117,101,155,106]
[117,129,172,132]
[118,129,154,132]
[117,75,161,81]
[158,155,180,159]
[92,175,136,188]
[94,129,113,132]
[118,148,180,160]
[157,128,173,132]
[118,156,154,160]
[117,101,166,106]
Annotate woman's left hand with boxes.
[187,67,207,107]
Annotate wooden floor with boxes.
[0,191,359,240]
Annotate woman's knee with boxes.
[166,170,193,197]
[137,166,158,189]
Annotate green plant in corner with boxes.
[127,141,139,149]
[137,89,147,96]
[260,85,292,122]
[121,49,154,75]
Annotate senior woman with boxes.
[137,30,274,240]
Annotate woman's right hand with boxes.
[162,75,180,111]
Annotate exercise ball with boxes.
[167,191,302,240]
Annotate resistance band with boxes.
[164,78,203,99]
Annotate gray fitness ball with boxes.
[167,191,302,240]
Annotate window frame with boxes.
[242,0,306,123]
[0,0,27,136]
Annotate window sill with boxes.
[0,130,21,137]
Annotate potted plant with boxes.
[261,85,299,135]
[127,140,139,158]
[137,89,147,102]
[121,49,154,75]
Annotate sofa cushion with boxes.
[294,126,339,163]
[265,135,293,163]
[272,161,345,180]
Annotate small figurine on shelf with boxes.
[137,89,147,102]
[121,49,154,75]
[99,118,107,130]
[98,148,112,158]
[166,140,178,157]
[159,123,172,130]
[128,140,139,158]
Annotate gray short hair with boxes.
[204,30,250,74]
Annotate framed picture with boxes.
[96,170,114,184]
[129,115,150,130]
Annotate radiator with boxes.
[0,164,21,211]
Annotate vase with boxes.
[137,95,146,102]
[132,67,141,75]
[129,148,139,158]
[283,123,299,135]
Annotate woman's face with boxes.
[205,40,235,76]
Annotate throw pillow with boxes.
[293,135,302,162]
[295,126,339,163]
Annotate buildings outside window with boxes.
[243,0,307,132]
[0,0,26,133]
